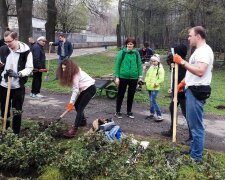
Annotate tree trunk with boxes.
[0,0,8,37]
[16,0,33,44]
[45,0,57,51]
[117,0,122,49]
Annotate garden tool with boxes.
[56,109,69,122]
[171,48,179,143]
[3,65,13,131]
[45,45,51,81]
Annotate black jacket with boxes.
[32,42,46,69]
[52,40,73,57]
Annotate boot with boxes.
[80,118,87,127]
[63,127,77,138]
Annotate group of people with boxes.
[0,25,214,163]
[113,26,214,163]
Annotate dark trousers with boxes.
[0,86,25,134]
[116,78,138,113]
[74,85,96,128]
[31,71,42,94]
[169,97,192,139]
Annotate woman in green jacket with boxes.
[114,37,142,119]
[145,54,165,122]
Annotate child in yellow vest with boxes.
[145,54,165,122]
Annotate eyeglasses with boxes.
[4,39,15,44]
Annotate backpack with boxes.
[120,51,139,68]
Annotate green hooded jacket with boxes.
[144,63,165,90]
[114,48,142,79]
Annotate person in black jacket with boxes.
[49,34,73,80]
[0,30,33,134]
[161,44,192,143]
[30,36,47,98]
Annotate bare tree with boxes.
[45,0,57,46]
[16,0,33,43]
[0,0,8,37]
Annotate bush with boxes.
[0,125,59,173]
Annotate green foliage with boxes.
[0,120,225,179]
[0,126,59,173]
[56,133,225,179]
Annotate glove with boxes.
[6,69,20,78]
[173,54,183,64]
[177,80,186,92]
[67,103,74,112]
[153,83,157,88]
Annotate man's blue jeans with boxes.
[148,90,161,116]
[185,88,205,161]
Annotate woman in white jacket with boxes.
[57,59,96,138]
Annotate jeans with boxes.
[148,90,161,116]
[185,88,205,161]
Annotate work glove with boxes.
[177,80,185,92]
[173,54,183,64]
[153,83,157,88]
[138,77,144,85]
[6,69,21,78]
[67,103,74,112]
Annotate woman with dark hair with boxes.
[114,37,143,119]
[58,59,96,138]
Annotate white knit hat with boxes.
[151,54,160,62]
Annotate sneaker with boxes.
[145,114,154,119]
[31,94,37,98]
[115,112,122,119]
[127,112,134,119]
[80,118,87,127]
[36,93,45,98]
[161,130,172,137]
[155,116,163,122]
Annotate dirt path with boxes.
[23,89,225,153]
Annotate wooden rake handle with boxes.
[3,65,13,131]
